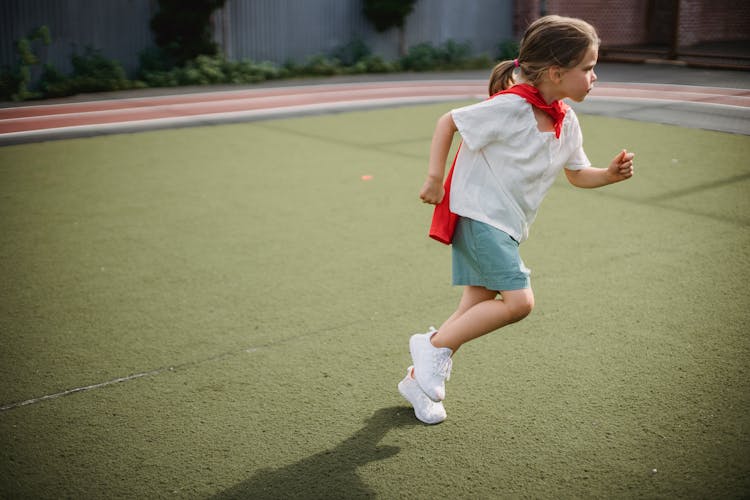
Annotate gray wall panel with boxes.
[220,0,513,63]
[1,0,513,81]
[1,0,155,76]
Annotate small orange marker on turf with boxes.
[361,175,373,181]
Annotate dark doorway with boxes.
[647,0,679,57]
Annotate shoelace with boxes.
[426,326,452,381]
[433,352,452,381]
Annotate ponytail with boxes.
[488,59,517,96]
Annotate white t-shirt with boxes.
[450,93,590,243]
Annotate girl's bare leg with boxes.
[438,285,498,332]
[431,286,534,353]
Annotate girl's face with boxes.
[558,45,599,102]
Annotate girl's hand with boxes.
[420,177,445,205]
[608,149,635,182]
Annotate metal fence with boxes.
[0,0,155,76]
[1,0,513,79]
[219,0,513,63]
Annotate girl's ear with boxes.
[547,65,564,84]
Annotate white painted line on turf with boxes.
[0,317,372,412]
[1,348,253,412]
[0,367,170,412]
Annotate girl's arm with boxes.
[420,112,458,205]
[565,149,635,188]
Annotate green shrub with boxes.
[181,54,225,84]
[360,55,399,73]
[300,55,344,76]
[400,40,491,72]
[140,55,286,87]
[440,39,472,65]
[399,43,435,71]
[1,27,134,100]
[3,29,502,102]
[224,59,284,83]
[332,38,372,66]
[39,46,132,97]
[0,26,51,101]
[67,46,131,93]
[0,68,21,100]
[138,46,176,74]
[38,63,70,97]
[139,69,180,87]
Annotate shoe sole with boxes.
[398,379,446,425]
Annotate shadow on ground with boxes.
[211,406,418,499]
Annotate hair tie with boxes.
[513,58,520,68]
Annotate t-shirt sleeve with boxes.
[564,110,591,171]
[566,145,590,170]
[451,95,521,151]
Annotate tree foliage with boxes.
[362,0,417,32]
[150,0,226,67]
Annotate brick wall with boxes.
[514,0,649,45]
[677,0,750,46]
[545,0,650,45]
[514,0,749,48]
[513,0,542,37]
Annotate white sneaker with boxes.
[398,366,446,424]
[409,327,452,402]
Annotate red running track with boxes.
[1,80,748,136]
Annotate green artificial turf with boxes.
[0,103,748,498]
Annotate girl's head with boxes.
[489,15,600,95]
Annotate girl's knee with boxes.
[504,290,534,321]
[514,298,534,321]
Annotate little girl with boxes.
[398,15,635,424]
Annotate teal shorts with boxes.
[452,217,531,291]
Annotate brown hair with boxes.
[489,15,600,95]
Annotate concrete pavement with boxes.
[572,62,750,135]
